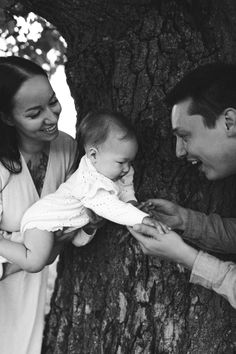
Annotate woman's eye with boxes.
[50,98,58,106]
[29,111,40,119]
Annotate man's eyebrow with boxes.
[172,127,187,135]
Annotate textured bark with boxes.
[17,0,236,353]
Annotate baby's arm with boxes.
[0,229,54,273]
[83,188,149,226]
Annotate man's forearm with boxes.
[190,251,236,308]
[183,209,236,253]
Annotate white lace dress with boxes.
[21,155,148,246]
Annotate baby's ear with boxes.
[87,147,98,162]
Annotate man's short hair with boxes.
[166,63,236,127]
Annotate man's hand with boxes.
[128,223,198,269]
[142,216,171,234]
[141,199,188,231]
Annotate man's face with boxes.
[171,98,236,180]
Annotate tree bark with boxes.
[16,0,236,352]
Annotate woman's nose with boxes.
[44,107,59,124]
[176,138,187,158]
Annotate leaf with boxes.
[6,18,16,34]
[0,0,14,9]
[0,8,6,25]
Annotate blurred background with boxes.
[0,11,77,137]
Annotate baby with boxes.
[0,110,150,272]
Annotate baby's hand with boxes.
[127,200,138,207]
[138,201,155,213]
[142,216,170,235]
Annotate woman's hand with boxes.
[128,222,198,269]
[1,263,22,279]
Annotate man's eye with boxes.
[181,135,188,142]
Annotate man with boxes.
[128,63,236,307]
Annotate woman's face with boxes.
[10,75,61,145]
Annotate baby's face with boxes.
[93,131,138,181]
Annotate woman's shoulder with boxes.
[0,162,11,188]
[57,130,76,144]
[52,131,77,152]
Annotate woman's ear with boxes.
[0,112,14,127]
[224,108,236,137]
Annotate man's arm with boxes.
[144,199,236,254]
[190,251,236,308]
[128,222,236,309]
[184,209,236,254]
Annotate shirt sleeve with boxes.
[183,209,236,254]
[190,251,236,308]
[83,188,148,226]
[118,167,137,202]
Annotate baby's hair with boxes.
[71,110,136,172]
[78,110,136,150]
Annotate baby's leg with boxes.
[23,229,54,272]
[0,229,54,272]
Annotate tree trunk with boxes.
[17,0,236,352]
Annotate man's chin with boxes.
[204,169,223,181]
[200,165,216,180]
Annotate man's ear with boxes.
[0,112,14,127]
[224,108,236,137]
[87,147,98,163]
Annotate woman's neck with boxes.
[19,139,48,156]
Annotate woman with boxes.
[0,56,98,354]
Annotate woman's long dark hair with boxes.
[0,56,47,173]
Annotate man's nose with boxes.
[176,138,187,158]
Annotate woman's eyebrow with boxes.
[25,93,55,112]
